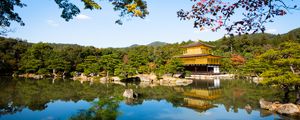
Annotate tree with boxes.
[242,59,269,77]
[127,46,149,72]
[1,0,298,35]
[0,0,26,35]
[19,43,53,74]
[99,54,121,78]
[46,51,71,76]
[0,0,149,35]
[114,63,136,79]
[76,56,101,76]
[230,54,246,66]
[0,37,29,75]
[177,0,299,35]
[165,58,184,76]
[259,42,300,103]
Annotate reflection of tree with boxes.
[124,98,144,105]
[0,104,24,116]
[180,79,285,117]
[213,80,283,115]
[70,96,123,120]
[0,77,185,117]
[0,77,291,118]
[0,77,125,115]
[126,85,185,107]
[27,101,48,111]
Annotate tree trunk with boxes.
[230,44,233,53]
[106,71,109,81]
[53,69,56,77]
[125,73,128,79]
[283,85,290,103]
[290,64,295,74]
[255,73,259,78]
[295,85,300,104]
[52,78,55,84]
[63,71,66,79]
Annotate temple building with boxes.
[177,42,222,74]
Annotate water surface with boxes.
[0,77,295,120]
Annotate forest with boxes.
[0,28,300,80]
[0,37,187,78]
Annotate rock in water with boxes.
[269,103,281,111]
[123,89,134,99]
[136,73,157,82]
[259,99,273,110]
[112,77,121,81]
[245,104,252,113]
[259,99,300,115]
[100,77,108,81]
[277,103,299,115]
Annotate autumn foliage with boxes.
[177,0,298,34]
[230,54,246,66]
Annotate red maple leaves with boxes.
[178,0,297,35]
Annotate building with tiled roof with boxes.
[176,42,222,74]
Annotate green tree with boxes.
[0,37,29,75]
[127,46,149,72]
[99,54,121,78]
[242,59,269,77]
[46,51,71,76]
[114,63,136,79]
[62,45,85,71]
[259,42,300,103]
[165,58,184,76]
[76,56,101,76]
[19,43,53,74]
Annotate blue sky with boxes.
[6,0,300,48]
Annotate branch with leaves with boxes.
[177,0,299,35]
[0,0,149,35]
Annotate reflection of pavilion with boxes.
[184,88,221,100]
[188,78,220,89]
[183,98,216,112]
[184,78,221,99]
[182,78,221,112]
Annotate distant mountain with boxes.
[128,41,168,48]
[146,41,168,46]
[284,27,300,43]
[129,44,139,47]
[286,27,300,35]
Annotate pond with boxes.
[0,77,297,120]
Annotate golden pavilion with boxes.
[177,42,222,74]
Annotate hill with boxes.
[147,41,168,46]
[128,41,168,47]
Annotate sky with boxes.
[6,0,300,48]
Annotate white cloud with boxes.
[46,20,59,27]
[75,14,91,20]
[265,28,277,34]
